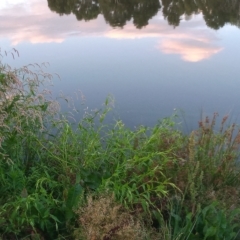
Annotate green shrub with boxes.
[166,200,240,240]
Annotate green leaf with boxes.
[65,183,83,221]
[204,226,217,239]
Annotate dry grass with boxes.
[164,114,240,212]
[74,194,150,240]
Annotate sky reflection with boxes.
[1,0,240,130]
[0,0,223,62]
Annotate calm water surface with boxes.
[1,0,240,130]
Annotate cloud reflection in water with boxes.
[0,0,223,62]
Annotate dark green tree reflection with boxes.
[47,0,240,29]
[162,0,240,29]
[161,0,199,27]
[199,0,240,29]
[73,0,100,21]
[47,0,160,28]
[98,0,132,27]
[48,0,73,15]
[132,0,161,28]
[48,0,100,20]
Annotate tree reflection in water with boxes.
[47,0,240,29]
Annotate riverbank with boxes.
[1,53,240,240]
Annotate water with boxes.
[0,0,240,130]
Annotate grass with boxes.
[1,50,240,239]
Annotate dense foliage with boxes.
[1,50,240,239]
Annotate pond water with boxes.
[0,0,240,130]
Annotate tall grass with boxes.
[1,50,240,239]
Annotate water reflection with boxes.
[0,0,240,130]
[48,0,161,29]
[159,37,222,62]
[106,21,223,62]
[47,0,240,29]
[162,0,240,29]
[0,0,223,62]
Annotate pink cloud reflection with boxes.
[160,39,223,62]
[0,0,223,62]
[105,17,223,62]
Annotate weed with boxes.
[74,194,145,240]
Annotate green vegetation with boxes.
[1,50,240,239]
